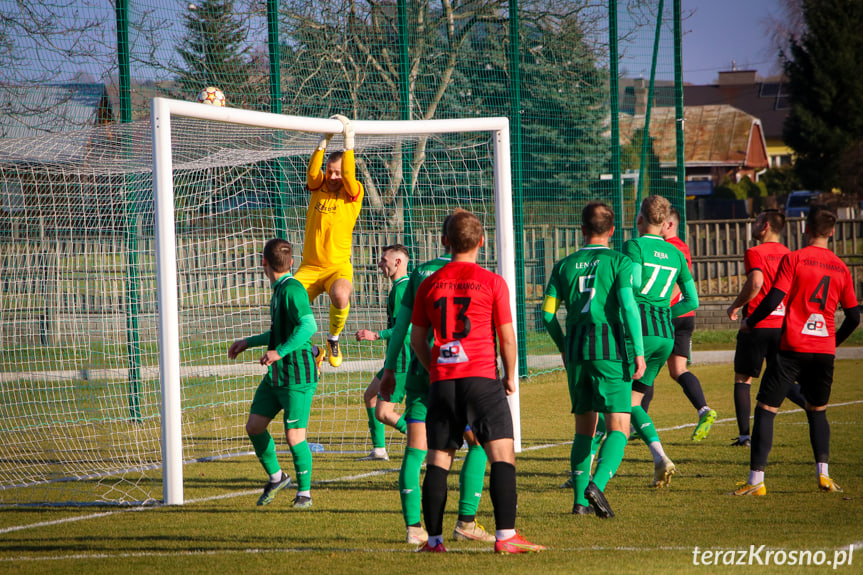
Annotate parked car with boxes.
[785,190,818,217]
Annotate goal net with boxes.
[0,100,516,505]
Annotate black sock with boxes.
[734,382,752,436]
[422,464,449,537]
[786,383,807,409]
[751,407,776,471]
[640,385,655,412]
[806,410,830,464]
[677,371,707,411]
[489,461,517,531]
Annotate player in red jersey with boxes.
[734,206,859,496]
[659,208,717,441]
[410,210,544,554]
[726,210,805,447]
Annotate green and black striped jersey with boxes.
[384,254,452,375]
[544,244,634,362]
[622,234,693,339]
[267,274,316,387]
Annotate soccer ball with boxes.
[196,86,226,106]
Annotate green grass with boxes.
[690,328,863,351]
[1,360,862,574]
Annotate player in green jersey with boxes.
[542,201,646,518]
[227,239,323,509]
[622,195,699,488]
[379,212,493,545]
[355,244,411,461]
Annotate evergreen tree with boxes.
[177,0,252,106]
[783,0,863,194]
[467,15,607,203]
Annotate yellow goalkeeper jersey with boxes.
[302,148,364,267]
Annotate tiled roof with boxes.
[618,105,767,168]
[683,82,789,139]
[0,83,113,139]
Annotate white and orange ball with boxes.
[196,86,226,106]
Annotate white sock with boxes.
[817,462,829,476]
[372,447,387,456]
[698,406,712,417]
[648,441,667,465]
[428,535,444,547]
[749,470,764,485]
[496,529,516,541]
[327,333,339,341]
[269,471,283,482]
[297,490,311,498]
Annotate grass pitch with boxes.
[1,361,862,574]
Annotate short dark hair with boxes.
[382,243,409,261]
[327,150,344,165]
[263,238,293,273]
[446,210,484,254]
[806,204,836,238]
[581,201,615,236]
[762,209,785,233]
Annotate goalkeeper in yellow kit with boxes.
[294,115,364,367]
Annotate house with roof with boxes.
[0,83,114,139]
[683,70,792,169]
[618,104,769,187]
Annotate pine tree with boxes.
[783,0,863,194]
[177,0,252,106]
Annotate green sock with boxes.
[631,405,660,445]
[399,446,426,526]
[249,431,280,476]
[458,444,487,517]
[367,407,386,449]
[289,440,313,492]
[571,433,592,507]
[593,430,628,491]
[591,413,607,456]
[395,413,407,434]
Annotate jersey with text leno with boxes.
[544,245,634,362]
[390,254,452,375]
[303,148,364,267]
[666,235,695,318]
[268,274,315,387]
[623,234,692,339]
[772,245,856,355]
[384,275,411,373]
[412,261,511,382]
[744,241,790,329]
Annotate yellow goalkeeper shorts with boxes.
[294,261,354,302]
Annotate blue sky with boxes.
[682,0,787,85]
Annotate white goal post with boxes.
[151,97,521,505]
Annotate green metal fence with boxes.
[0,0,684,375]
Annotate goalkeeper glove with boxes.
[317,132,333,151]
[330,114,355,150]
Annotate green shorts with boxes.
[568,359,631,414]
[376,368,407,404]
[403,370,430,423]
[249,373,317,429]
[639,335,675,387]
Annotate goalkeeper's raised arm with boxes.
[294,114,365,368]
